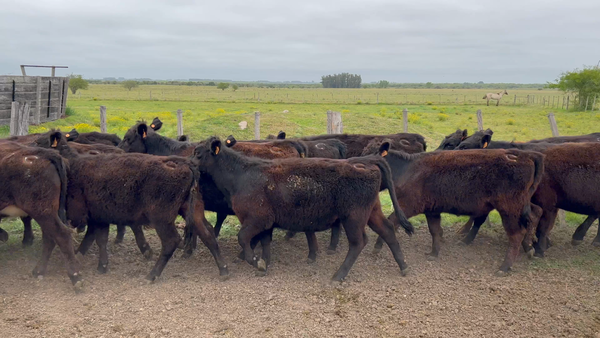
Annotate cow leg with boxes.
[33,215,82,286]
[131,224,153,260]
[327,220,342,254]
[0,227,7,243]
[256,229,274,276]
[457,217,474,235]
[238,223,267,268]
[114,224,126,244]
[76,224,86,233]
[522,204,542,258]
[213,212,228,238]
[534,209,558,258]
[237,234,261,260]
[146,222,181,281]
[367,208,409,276]
[571,216,597,246]
[94,223,110,274]
[461,215,488,245]
[192,217,229,279]
[332,215,368,281]
[425,214,443,259]
[305,231,318,263]
[284,231,296,241]
[76,224,96,255]
[21,216,34,247]
[497,214,526,275]
[592,223,600,247]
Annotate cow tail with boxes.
[47,154,68,225]
[519,151,545,229]
[374,158,414,236]
[183,165,200,249]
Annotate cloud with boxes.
[1,0,599,82]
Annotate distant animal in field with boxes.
[483,90,508,106]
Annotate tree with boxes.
[232,84,239,91]
[321,73,362,88]
[217,82,230,91]
[68,75,88,94]
[425,82,433,89]
[377,80,389,88]
[122,80,139,91]
[548,66,600,110]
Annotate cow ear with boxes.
[151,117,162,131]
[484,128,494,136]
[379,142,390,157]
[137,124,148,139]
[66,128,79,141]
[178,135,188,142]
[461,129,468,140]
[211,139,222,155]
[482,133,492,149]
[277,131,286,139]
[50,131,62,148]
[225,135,236,147]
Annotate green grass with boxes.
[1,84,596,235]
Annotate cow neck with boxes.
[144,133,192,156]
[210,148,267,196]
[385,150,418,182]
[57,144,80,161]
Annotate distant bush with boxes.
[431,106,438,110]
[438,113,449,121]
[408,113,420,124]
[215,108,226,114]
[65,106,75,116]
[356,100,362,105]
[342,109,350,113]
[426,101,433,105]
[507,119,516,125]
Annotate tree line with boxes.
[321,73,362,88]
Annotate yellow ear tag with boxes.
[65,133,70,138]
[51,139,58,148]
[215,146,220,155]
[381,150,388,157]
[226,140,231,144]
[151,124,155,128]
[483,142,488,148]
[301,153,305,158]
[143,131,147,138]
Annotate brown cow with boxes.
[39,131,229,281]
[300,132,426,157]
[456,130,600,252]
[192,136,414,281]
[0,141,82,287]
[363,143,544,275]
[224,135,308,159]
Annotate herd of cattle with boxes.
[1,116,599,289]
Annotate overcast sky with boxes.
[1,0,599,83]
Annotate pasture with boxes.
[1,85,599,337]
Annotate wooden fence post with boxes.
[592,95,597,112]
[476,109,484,131]
[327,110,343,134]
[527,95,530,104]
[35,76,42,125]
[547,112,559,137]
[254,111,261,140]
[565,96,570,110]
[403,108,408,133]
[100,106,107,133]
[376,92,379,104]
[177,109,183,136]
[514,95,517,105]
[10,102,29,136]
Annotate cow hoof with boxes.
[73,280,85,293]
[257,259,267,272]
[143,249,154,260]
[181,251,193,259]
[31,268,44,278]
[326,249,336,255]
[400,267,411,277]
[219,273,230,282]
[426,255,438,262]
[0,232,8,243]
[534,251,545,259]
[592,241,600,247]
[571,239,584,246]
[22,238,34,247]
[114,238,123,245]
[97,264,108,274]
[372,247,382,255]
[76,226,86,234]
[306,257,316,264]
[526,249,535,260]
[495,270,510,277]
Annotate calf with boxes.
[40,131,229,281]
[0,141,82,287]
[456,130,600,251]
[300,132,426,157]
[225,135,308,159]
[363,143,544,274]
[67,130,122,146]
[191,137,414,281]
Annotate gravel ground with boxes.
[0,221,599,338]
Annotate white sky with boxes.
[1,0,599,83]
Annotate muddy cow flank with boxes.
[362,143,544,275]
[300,132,426,157]
[225,135,308,159]
[192,137,413,281]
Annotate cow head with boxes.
[436,129,468,150]
[65,128,79,142]
[34,129,69,151]
[378,141,390,157]
[119,122,148,153]
[277,131,286,140]
[178,135,189,142]
[361,138,393,156]
[456,129,493,150]
[225,135,237,147]
[192,137,223,171]
[150,117,163,131]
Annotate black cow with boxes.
[436,129,468,150]
[191,137,414,281]
[0,141,82,287]
[224,135,308,159]
[39,131,229,281]
[300,132,426,157]
[363,143,544,275]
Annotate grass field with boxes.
[0,84,597,238]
